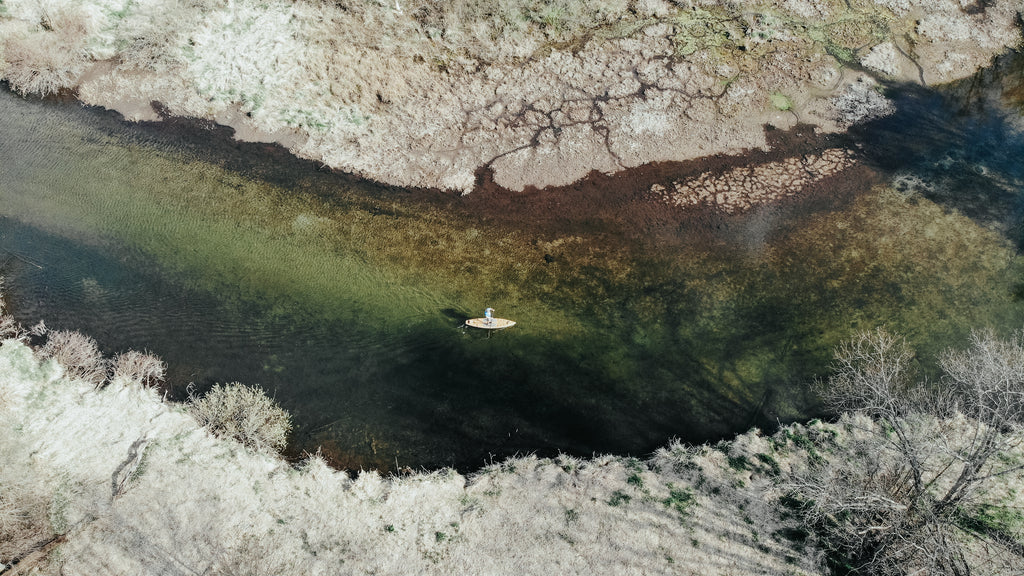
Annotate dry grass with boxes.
[6,0,1020,190]
[0,481,54,567]
[0,337,824,575]
[0,368,58,568]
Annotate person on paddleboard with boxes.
[484,307,494,325]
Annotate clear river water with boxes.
[2,51,1024,471]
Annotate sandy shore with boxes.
[2,0,1021,192]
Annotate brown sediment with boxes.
[23,83,881,260]
[653,148,859,214]
[418,123,881,250]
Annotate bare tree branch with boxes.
[785,329,1024,575]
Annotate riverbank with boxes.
[4,325,1024,575]
[2,0,1021,192]
[0,334,820,575]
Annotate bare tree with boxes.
[787,329,1024,576]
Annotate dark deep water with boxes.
[2,51,1024,472]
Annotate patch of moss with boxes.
[663,483,695,521]
[770,92,792,111]
[608,490,631,507]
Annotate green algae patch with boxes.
[592,187,1024,427]
[0,104,581,340]
[662,2,903,92]
[764,187,1024,370]
[669,7,740,58]
[770,92,793,111]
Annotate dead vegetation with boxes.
[188,382,292,454]
[4,0,1020,191]
[24,321,165,389]
[0,3,93,96]
[0,469,54,568]
[39,330,106,387]
[109,350,166,387]
[786,329,1024,575]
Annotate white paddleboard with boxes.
[465,317,516,330]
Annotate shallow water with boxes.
[2,52,1024,471]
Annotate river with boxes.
[2,51,1023,471]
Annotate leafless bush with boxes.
[0,315,25,342]
[0,281,25,342]
[787,328,1024,576]
[110,350,166,387]
[40,330,107,386]
[28,320,48,338]
[188,383,291,454]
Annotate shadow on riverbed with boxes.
[290,310,806,472]
[848,51,1024,246]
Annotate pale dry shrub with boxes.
[0,315,24,342]
[0,281,22,342]
[28,320,47,338]
[0,447,55,566]
[109,350,166,387]
[188,383,291,454]
[0,486,53,566]
[39,330,106,386]
[1,7,92,96]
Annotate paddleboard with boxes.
[465,317,516,330]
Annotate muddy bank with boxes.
[1,0,1020,192]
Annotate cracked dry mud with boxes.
[649,148,858,213]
